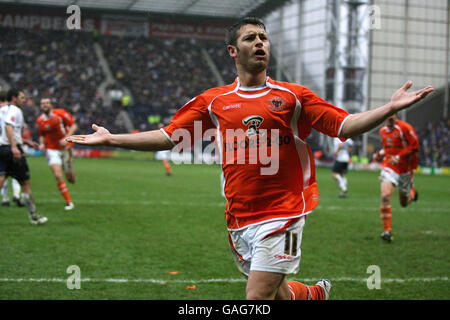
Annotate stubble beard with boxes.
[236,47,269,74]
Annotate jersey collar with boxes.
[40,111,54,121]
[235,76,271,92]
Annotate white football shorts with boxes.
[46,149,73,173]
[155,150,171,161]
[228,217,306,277]
[379,167,414,195]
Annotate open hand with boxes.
[65,124,111,146]
[390,81,434,111]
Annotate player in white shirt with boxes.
[0,90,23,207]
[331,137,354,198]
[0,89,47,225]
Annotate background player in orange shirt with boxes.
[374,113,419,242]
[67,17,433,300]
[36,98,77,210]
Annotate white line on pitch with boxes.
[0,277,447,284]
[35,198,226,207]
[31,198,449,212]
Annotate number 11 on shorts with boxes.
[284,231,298,256]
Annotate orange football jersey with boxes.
[379,119,419,174]
[36,108,75,150]
[163,77,350,230]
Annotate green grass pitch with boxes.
[0,155,448,299]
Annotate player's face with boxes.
[14,92,25,107]
[230,24,270,73]
[386,115,398,129]
[40,99,52,113]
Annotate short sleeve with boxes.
[62,111,74,126]
[162,95,215,146]
[54,109,74,126]
[297,86,350,140]
[4,107,19,126]
[347,138,354,147]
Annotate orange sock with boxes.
[380,206,392,232]
[309,284,326,300]
[409,186,416,201]
[58,181,72,204]
[287,281,325,300]
[163,160,172,174]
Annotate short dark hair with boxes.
[226,17,266,47]
[0,90,7,102]
[7,88,21,102]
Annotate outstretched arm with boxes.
[66,124,174,151]
[340,81,433,138]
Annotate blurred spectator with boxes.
[0,27,294,143]
[0,28,106,136]
[99,36,219,130]
[417,119,449,167]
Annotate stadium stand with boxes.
[99,36,219,130]
[417,119,449,167]
[0,28,105,136]
[0,25,448,167]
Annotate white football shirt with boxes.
[334,137,353,163]
[0,104,24,145]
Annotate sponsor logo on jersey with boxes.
[223,103,242,111]
[242,115,265,137]
[223,115,291,152]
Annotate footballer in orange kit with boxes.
[36,97,77,210]
[374,114,419,242]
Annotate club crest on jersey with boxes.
[267,96,286,112]
[242,115,265,137]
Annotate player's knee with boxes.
[381,194,391,205]
[246,288,275,300]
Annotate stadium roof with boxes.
[0,0,288,19]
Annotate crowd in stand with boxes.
[99,36,218,131]
[417,119,449,167]
[0,28,105,136]
[1,27,449,167]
